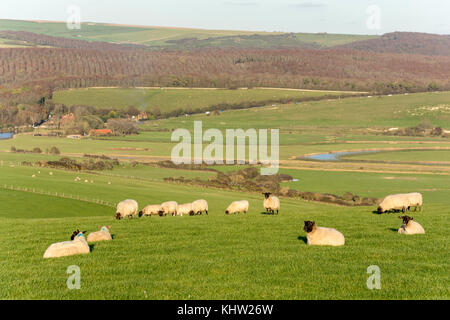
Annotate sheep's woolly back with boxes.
[160,201,178,216]
[192,199,208,214]
[378,194,410,213]
[406,193,423,207]
[306,226,345,246]
[264,196,280,211]
[43,234,90,259]
[398,220,425,235]
[226,200,249,214]
[141,204,161,216]
[87,227,112,242]
[116,199,139,219]
[177,203,193,216]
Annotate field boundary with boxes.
[0,184,116,208]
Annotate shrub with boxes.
[49,146,60,155]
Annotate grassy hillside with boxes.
[52,87,351,112]
[0,19,376,49]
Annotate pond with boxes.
[0,133,14,140]
[304,150,377,161]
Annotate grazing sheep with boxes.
[87,226,112,242]
[192,199,208,215]
[398,216,425,235]
[139,204,162,217]
[49,172,53,176]
[262,192,280,214]
[225,200,249,215]
[303,221,345,246]
[378,193,423,213]
[43,230,90,259]
[377,194,410,213]
[115,199,139,220]
[158,201,178,216]
[177,203,194,216]
[406,193,423,212]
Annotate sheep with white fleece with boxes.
[225,200,249,215]
[139,204,162,217]
[263,192,280,214]
[43,230,90,259]
[115,199,139,220]
[398,216,425,235]
[158,201,178,216]
[303,221,345,246]
[405,193,423,212]
[377,194,410,213]
[192,199,208,215]
[177,203,194,216]
[87,226,112,242]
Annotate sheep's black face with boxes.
[138,211,143,218]
[115,212,122,220]
[225,210,229,215]
[263,192,271,199]
[304,221,315,233]
[400,215,413,224]
[71,229,80,240]
[377,206,383,214]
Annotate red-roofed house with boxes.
[89,129,113,136]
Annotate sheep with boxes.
[405,193,423,212]
[139,204,162,217]
[303,221,345,246]
[177,203,194,216]
[398,216,425,235]
[115,199,139,220]
[192,199,208,215]
[43,230,90,259]
[377,194,410,213]
[158,201,178,216]
[262,192,280,214]
[87,226,112,242]
[225,200,249,215]
[377,193,423,213]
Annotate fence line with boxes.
[0,184,116,208]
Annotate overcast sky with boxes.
[0,0,448,35]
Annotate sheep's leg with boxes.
[206,210,208,215]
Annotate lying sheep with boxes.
[139,204,161,217]
[115,199,139,220]
[158,201,178,216]
[406,193,423,212]
[398,216,425,235]
[43,230,90,259]
[87,226,112,242]
[225,200,249,215]
[177,203,194,216]
[303,221,345,246]
[263,192,280,214]
[192,199,208,215]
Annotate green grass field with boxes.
[0,91,449,300]
[52,87,349,112]
[0,19,377,48]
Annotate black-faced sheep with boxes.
[303,221,345,246]
[115,199,139,220]
[225,200,249,215]
[158,201,178,216]
[192,199,208,215]
[263,192,280,214]
[43,230,90,259]
[398,216,425,235]
[87,226,112,242]
[139,205,162,217]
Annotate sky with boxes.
[0,0,448,35]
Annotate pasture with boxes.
[0,91,449,299]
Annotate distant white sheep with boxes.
[177,203,194,216]
[115,199,139,220]
[192,199,208,215]
[225,200,249,215]
[43,230,90,259]
[158,201,178,216]
[139,204,162,217]
[398,216,425,235]
[303,221,345,246]
[87,226,112,242]
[378,193,423,213]
[263,192,280,214]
